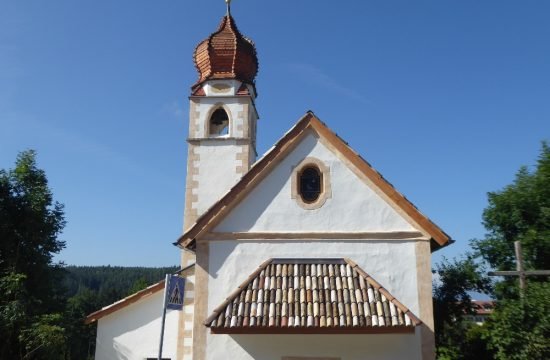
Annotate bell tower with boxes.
[183,5,259,232]
[177,5,260,358]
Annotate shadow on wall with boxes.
[230,332,423,360]
[95,337,130,360]
[113,341,131,360]
[96,292,169,360]
[209,241,237,280]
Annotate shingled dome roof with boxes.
[193,14,258,89]
[205,258,421,334]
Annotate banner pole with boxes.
[158,274,170,360]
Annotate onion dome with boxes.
[193,13,258,90]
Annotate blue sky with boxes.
[1,1,548,267]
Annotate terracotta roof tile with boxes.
[471,300,495,315]
[205,259,420,334]
[192,86,206,96]
[236,82,250,95]
[193,14,258,90]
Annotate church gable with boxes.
[213,130,418,234]
[177,112,449,249]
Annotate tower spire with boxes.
[192,0,258,92]
[226,0,231,15]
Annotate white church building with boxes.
[86,3,451,360]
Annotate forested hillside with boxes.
[62,265,179,359]
[0,150,181,359]
[64,265,179,302]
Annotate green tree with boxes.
[0,150,67,358]
[128,277,149,294]
[485,282,550,360]
[64,288,100,360]
[472,142,550,286]
[471,142,550,359]
[433,256,492,360]
[462,323,493,360]
[19,314,67,359]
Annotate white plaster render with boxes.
[193,140,245,215]
[214,132,417,233]
[95,290,178,360]
[208,241,419,318]
[208,332,421,360]
[203,80,243,97]
[206,240,421,360]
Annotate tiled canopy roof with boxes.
[205,259,421,334]
[193,14,258,89]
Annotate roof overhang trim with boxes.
[84,264,195,324]
[210,326,416,335]
[174,111,451,252]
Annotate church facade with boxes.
[86,5,451,360]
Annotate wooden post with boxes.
[514,241,526,291]
[488,241,550,292]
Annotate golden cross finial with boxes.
[226,0,232,15]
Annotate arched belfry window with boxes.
[291,157,332,210]
[299,166,322,203]
[209,108,229,136]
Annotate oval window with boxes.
[299,166,322,203]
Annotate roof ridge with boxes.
[175,111,450,251]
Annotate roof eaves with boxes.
[175,112,316,250]
[307,117,451,248]
[204,258,273,326]
[344,258,421,326]
[175,110,451,251]
[84,263,196,324]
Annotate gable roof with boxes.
[471,300,495,315]
[175,111,451,251]
[84,264,195,324]
[205,258,420,334]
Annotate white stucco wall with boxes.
[95,290,179,360]
[188,86,258,217]
[193,140,245,215]
[206,240,422,360]
[203,80,242,97]
[208,332,422,360]
[201,130,426,359]
[214,132,417,233]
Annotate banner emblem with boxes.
[166,275,185,310]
